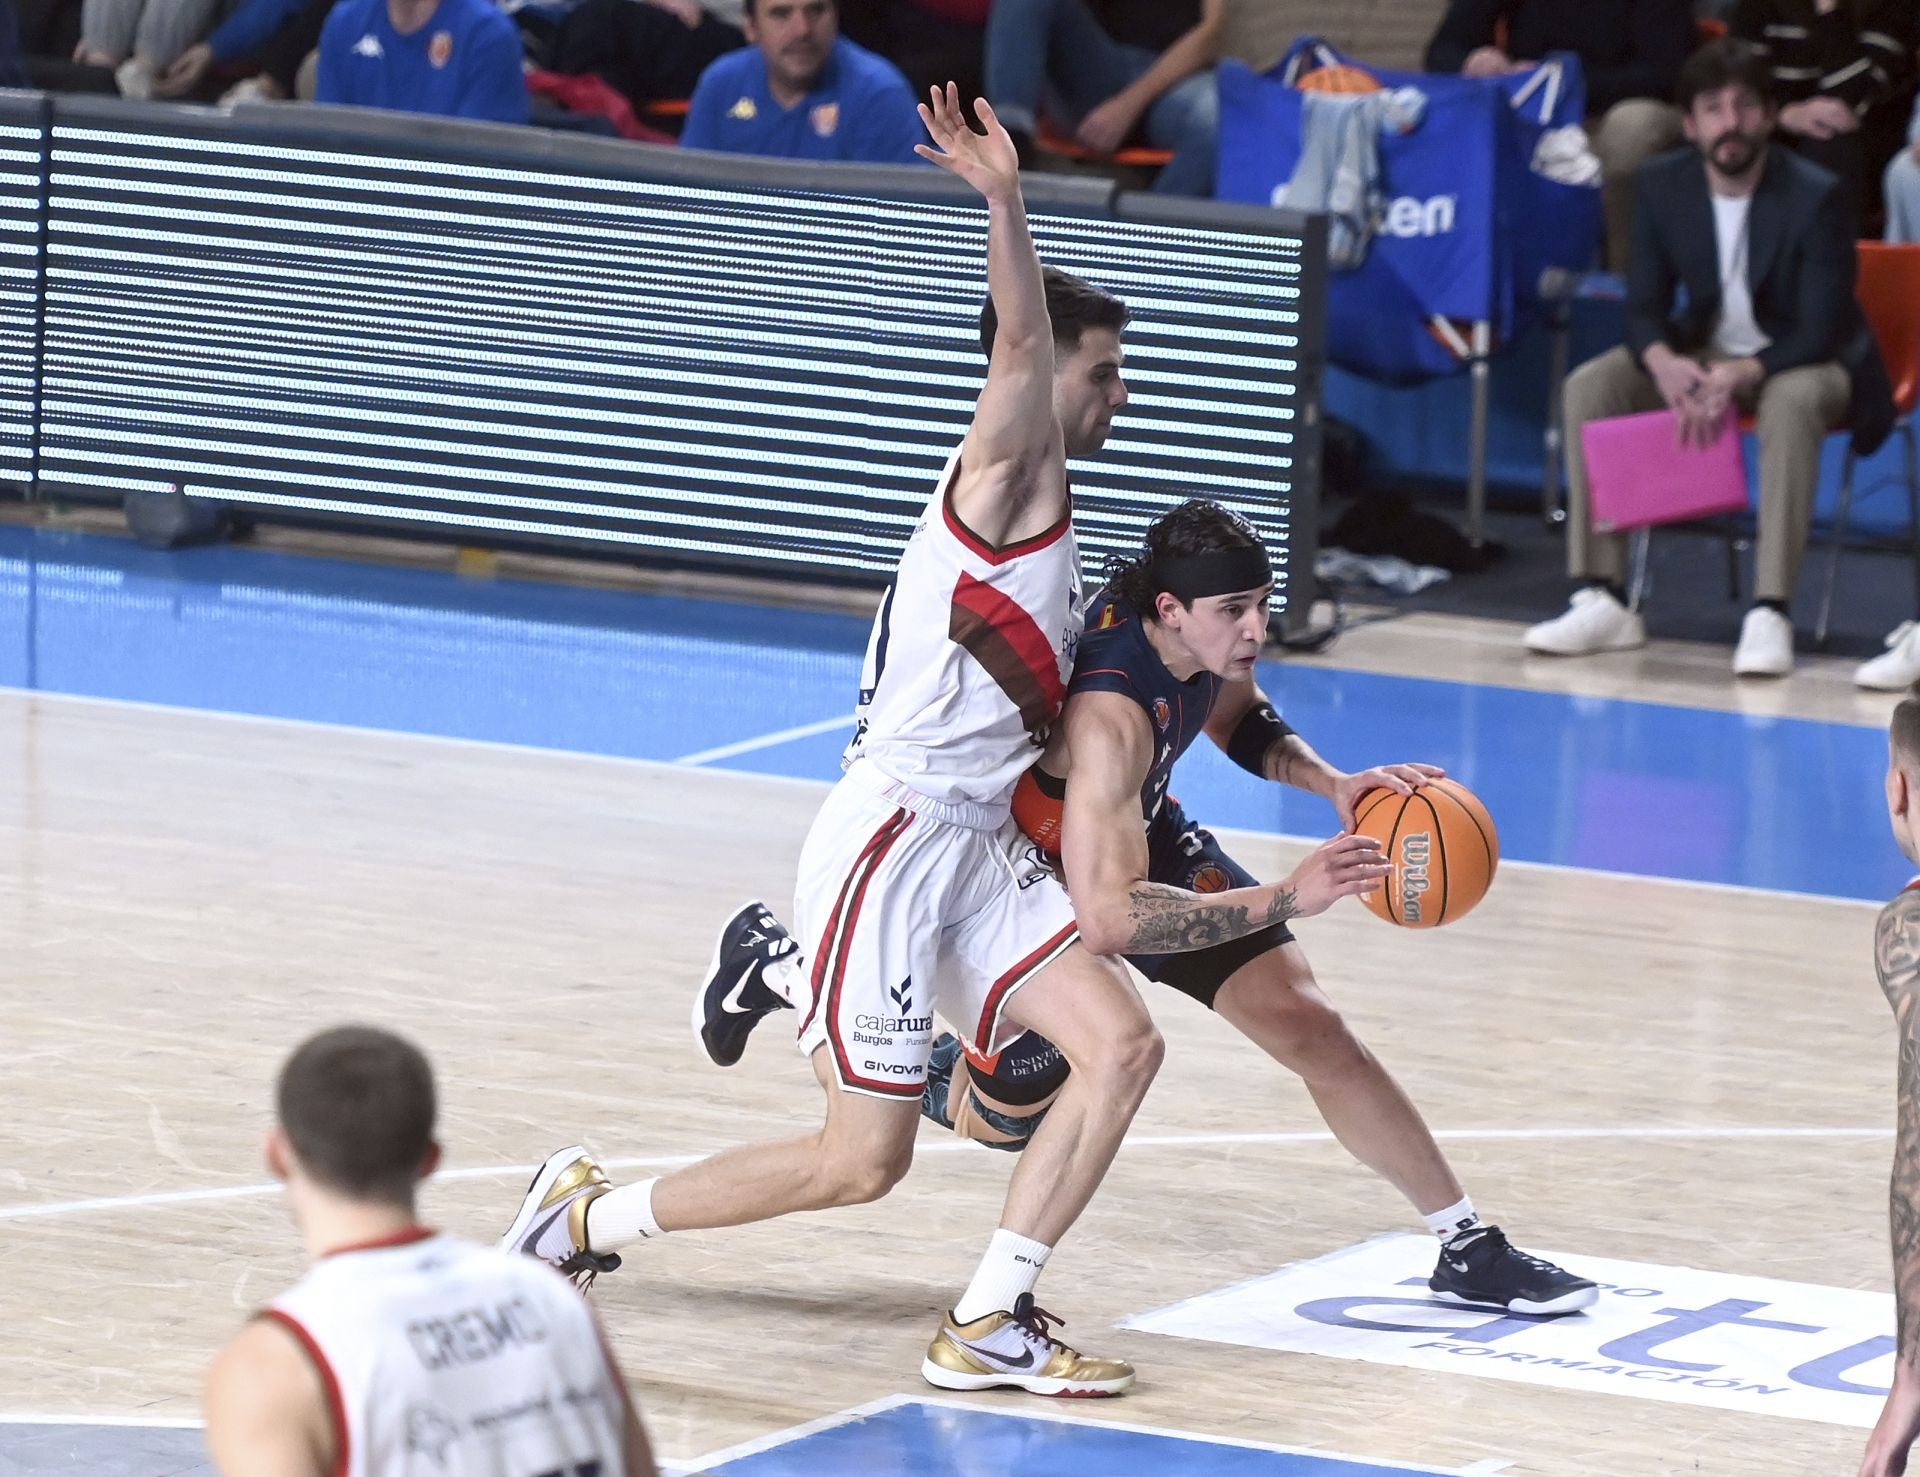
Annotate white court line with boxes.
[673,713,854,766]
[0,1126,1888,1225]
[0,1396,1505,1475]
[0,686,1885,909]
[674,1393,913,1473]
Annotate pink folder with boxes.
[1581,408,1749,534]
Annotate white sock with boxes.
[1424,1195,1485,1242]
[952,1229,1052,1324]
[585,1178,663,1252]
[764,953,805,1007]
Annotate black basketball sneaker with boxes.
[692,901,798,1067]
[1428,1227,1598,1316]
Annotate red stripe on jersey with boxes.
[260,1309,351,1477]
[974,923,1079,1057]
[799,808,911,1035]
[321,1226,435,1258]
[942,494,1071,567]
[949,572,1068,737]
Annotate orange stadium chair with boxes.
[1033,116,1173,169]
[1815,241,1920,643]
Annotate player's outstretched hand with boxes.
[1332,763,1446,831]
[1280,832,1391,919]
[916,83,1020,203]
[1860,1364,1920,1477]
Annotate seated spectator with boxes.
[1525,38,1894,678]
[74,0,225,96]
[315,0,530,122]
[544,0,742,113]
[984,0,1222,197]
[1730,0,1918,229]
[1425,0,1696,271]
[681,0,922,163]
[1886,93,1920,242]
[156,0,331,102]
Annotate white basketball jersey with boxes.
[845,448,1084,818]
[266,1231,626,1477]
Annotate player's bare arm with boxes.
[1204,679,1445,831]
[204,1317,332,1477]
[1865,886,1920,1476]
[915,82,1064,548]
[1059,691,1386,955]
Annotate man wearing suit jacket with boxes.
[1526,36,1894,678]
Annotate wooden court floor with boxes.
[0,675,1896,1477]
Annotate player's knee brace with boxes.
[920,1031,1071,1151]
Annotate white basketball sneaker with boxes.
[498,1145,621,1288]
[1732,606,1794,677]
[1857,621,1920,691]
[1523,587,1646,656]
[922,1294,1134,1397]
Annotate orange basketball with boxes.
[1298,63,1384,96]
[1351,778,1499,929]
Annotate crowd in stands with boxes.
[6,0,1920,684]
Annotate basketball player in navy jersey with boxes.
[705,500,1596,1316]
[1860,688,1920,1476]
[205,1026,655,1477]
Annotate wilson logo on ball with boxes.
[1400,832,1431,923]
[1352,778,1499,929]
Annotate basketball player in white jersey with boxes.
[205,1025,655,1477]
[502,84,1382,1398]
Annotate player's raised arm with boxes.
[1059,692,1387,954]
[916,83,1062,545]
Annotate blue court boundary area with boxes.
[0,521,1909,900]
[681,1395,1489,1477]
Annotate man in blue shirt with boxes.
[681,0,924,165]
[316,0,530,123]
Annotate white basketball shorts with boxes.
[793,768,1079,1100]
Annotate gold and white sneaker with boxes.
[498,1145,622,1288]
[922,1293,1133,1397]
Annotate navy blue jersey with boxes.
[1072,594,1222,827]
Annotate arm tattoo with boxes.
[1120,881,1297,954]
[1879,890,1920,1369]
[1264,737,1306,788]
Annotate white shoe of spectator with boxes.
[114,56,156,100]
[1855,621,1920,691]
[1523,586,1646,656]
[1732,606,1794,678]
[220,77,277,108]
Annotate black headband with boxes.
[1153,546,1273,601]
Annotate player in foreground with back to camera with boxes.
[503,85,1393,1398]
[205,1025,657,1477]
[705,500,1597,1317]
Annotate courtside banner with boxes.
[1122,1234,1892,1428]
